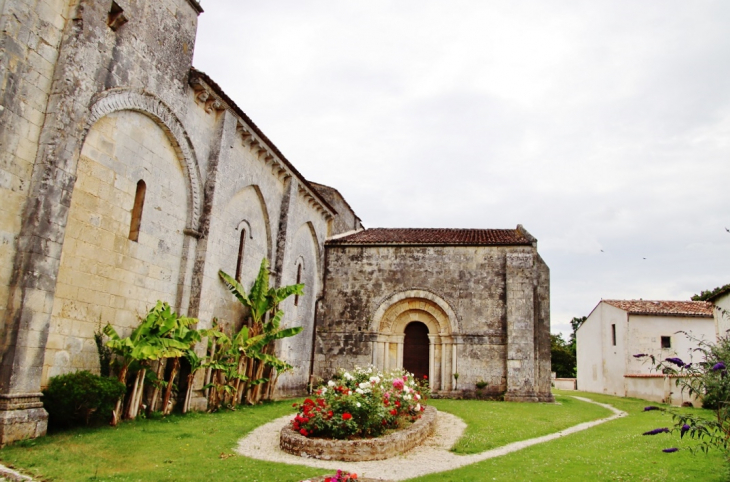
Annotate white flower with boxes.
[356,402,361,407]
[356,388,364,395]
[344,372,354,381]
[369,376,381,384]
[328,380,336,387]
[415,393,421,400]
[321,387,327,395]
[405,394,412,400]
[416,403,421,411]
[359,381,370,389]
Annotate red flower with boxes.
[423,375,428,379]
[327,410,333,418]
[292,403,298,407]
[342,413,352,421]
[317,398,326,407]
[300,428,308,436]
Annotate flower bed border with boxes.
[280,406,437,461]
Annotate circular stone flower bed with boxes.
[280,405,437,461]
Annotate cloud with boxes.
[193,0,730,330]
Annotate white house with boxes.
[576,300,715,406]
[707,287,730,338]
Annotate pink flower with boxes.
[392,379,404,390]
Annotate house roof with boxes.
[326,228,533,246]
[602,300,713,318]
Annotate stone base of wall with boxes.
[0,407,48,446]
[280,406,437,461]
[432,389,505,401]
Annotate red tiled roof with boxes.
[327,228,532,246]
[603,300,713,318]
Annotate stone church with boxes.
[0,0,552,443]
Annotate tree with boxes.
[551,333,576,378]
[568,316,587,355]
[692,283,730,301]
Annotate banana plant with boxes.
[104,301,200,420]
[218,258,304,404]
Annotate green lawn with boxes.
[430,394,611,454]
[411,391,728,482]
[0,401,329,482]
[0,391,725,481]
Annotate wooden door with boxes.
[403,322,429,380]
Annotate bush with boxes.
[636,328,729,460]
[43,371,126,430]
[291,367,428,439]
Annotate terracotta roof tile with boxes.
[602,300,713,317]
[327,228,532,246]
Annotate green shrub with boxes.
[42,371,126,430]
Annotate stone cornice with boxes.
[188,73,336,220]
[185,0,204,15]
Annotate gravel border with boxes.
[235,396,627,481]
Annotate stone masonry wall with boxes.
[315,244,548,394]
[0,0,72,351]
[43,110,189,381]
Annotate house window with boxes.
[611,324,616,346]
[294,263,302,306]
[129,180,146,242]
[235,228,246,282]
[661,336,671,349]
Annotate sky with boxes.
[192,1,730,338]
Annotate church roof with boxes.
[327,228,532,246]
[602,300,713,318]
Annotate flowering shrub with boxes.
[291,366,429,439]
[635,326,729,460]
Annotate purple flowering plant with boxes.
[635,321,730,462]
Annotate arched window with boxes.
[294,263,302,306]
[235,227,246,282]
[129,180,146,241]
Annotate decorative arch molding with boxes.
[249,185,274,262]
[371,289,460,335]
[86,89,203,230]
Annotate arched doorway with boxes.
[403,322,429,380]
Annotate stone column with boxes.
[504,252,538,402]
[383,340,391,371]
[440,339,450,392]
[371,340,378,366]
[380,341,388,371]
[452,342,458,391]
[428,335,436,390]
[395,335,404,369]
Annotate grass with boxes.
[0,401,329,482]
[410,390,728,482]
[430,394,612,453]
[0,391,725,481]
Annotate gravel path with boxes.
[235,396,627,481]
